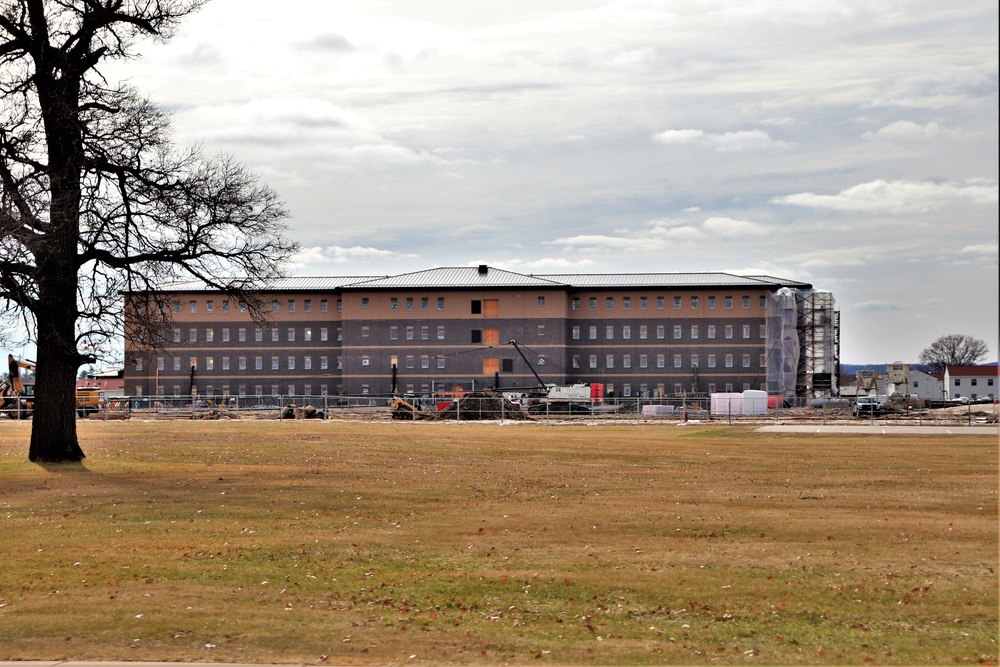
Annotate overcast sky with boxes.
[111,0,997,363]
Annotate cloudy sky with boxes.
[113,0,997,363]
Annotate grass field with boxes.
[0,420,996,665]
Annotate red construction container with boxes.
[590,383,605,403]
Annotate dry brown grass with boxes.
[0,420,996,665]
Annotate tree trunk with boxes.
[28,306,86,462]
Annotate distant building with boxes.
[943,366,999,400]
[123,265,839,401]
[77,367,125,397]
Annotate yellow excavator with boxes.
[1,354,104,418]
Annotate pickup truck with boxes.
[851,396,885,416]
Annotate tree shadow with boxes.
[33,460,91,473]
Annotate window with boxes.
[271,299,279,313]
[287,299,295,313]
[157,357,165,371]
[287,328,295,342]
[673,296,681,310]
[271,357,279,370]
[437,326,445,340]
[954,379,961,386]
[742,324,751,339]
[406,326,414,340]
[173,358,181,371]
[361,356,369,366]
[656,325,665,339]
[222,357,230,371]
[708,296,715,310]
[222,328,230,342]
[239,357,247,370]
[537,324,545,336]
[691,325,699,339]
[760,295,767,308]
[206,300,213,313]
[421,326,429,340]
[742,354,751,368]
[320,356,328,370]
[321,299,328,312]
[589,355,598,369]
[606,354,614,368]
[189,328,197,342]
[190,300,197,314]
[173,301,181,313]
[606,325,614,340]
[572,326,581,340]
[206,329,214,342]
[406,297,414,310]
[725,354,734,368]
[304,299,311,313]
[537,296,545,307]
[254,328,263,342]
[623,297,630,310]
[639,325,647,339]
[572,297,580,310]
[674,354,682,368]
[421,297,429,310]
[222,300,230,314]
[656,354,665,368]
[708,354,716,368]
[572,355,580,369]
[690,296,699,309]
[173,328,181,343]
[759,324,767,339]
[135,358,144,372]
[304,328,312,342]
[640,354,648,368]
[471,330,482,344]
[437,357,445,369]
[743,296,750,309]
[673,324,682,340]
[725,296,733,309]
[640,296,647,310]
[708,324,716,339]
[589,326,598,340]
[623,325,631,340]
[421,356,429,369]
[971,378,978,386]
[320,327,328,341]
[623,354,631,368]
[362,326,369,338]
[239,328,248,342]
[691,354,699,368]
[390,327,398,341]
[760,354,766,367]
[471,300,482,314]
[437,297,445,310]
[589,297,598,310]
[255,357,262,370]
[725,325,733,339]
[390,297,398,310]
[502,358,514,373]
[362,297,369,308]
[239,301,247,313]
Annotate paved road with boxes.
[756,424,997,435]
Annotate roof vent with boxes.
[478,264,488,275]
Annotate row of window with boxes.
[179,298,333,315]
[145,355,339,372]
[175,326,339,344]
[571,323,765,341]
[173,322,768,345]
[571,352,765,370]
[571,295,766,311]
[365,296,446,311]
[953,378,994,386]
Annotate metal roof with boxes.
[537,272,810,288]
[151,268,812,292]
[341,266,568,289]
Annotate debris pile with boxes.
[434,391,530,421]
[280,404,325,419]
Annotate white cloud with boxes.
[772,179,999,213]
[862,120,956,141]
[293,245,417,270]
[651,128,792,152]
[959,241,999,256]
[703,217,768,238]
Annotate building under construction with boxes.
[123,265,839,402]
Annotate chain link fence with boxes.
[53,392,997,427]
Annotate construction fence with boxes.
[47,393,1000,426]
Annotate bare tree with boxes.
[1,1,297,462]
[918,334,989,373]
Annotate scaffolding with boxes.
[765,288,840,401]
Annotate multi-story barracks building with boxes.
[124,265,839,402]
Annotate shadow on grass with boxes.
[33,460,91,473]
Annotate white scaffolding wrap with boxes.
[765,288,800,401]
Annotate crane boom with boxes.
[507,340,546,387]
